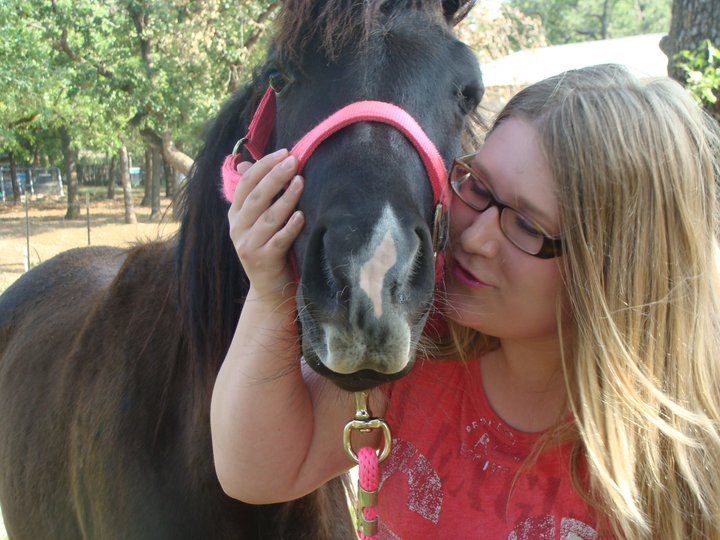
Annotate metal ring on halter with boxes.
[343,418,392,464]
[343,391,392,464]
[431,202,448,254]
[231,137,249,157]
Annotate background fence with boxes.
[0,166,64,201]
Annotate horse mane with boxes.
[175,78,265,380]
[274,0,477,62]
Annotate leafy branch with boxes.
[676,39,720,107]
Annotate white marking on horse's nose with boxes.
[359,229,397,318]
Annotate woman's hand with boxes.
[228,148,304,298]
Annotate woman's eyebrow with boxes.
[473,160,556,227]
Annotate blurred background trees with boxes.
[507,0,671,44]
[661,0,719,121]
[0,0,278,218]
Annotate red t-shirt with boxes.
[376,357,602,539]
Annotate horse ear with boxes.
[441,0,475,25]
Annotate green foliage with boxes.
[509,0,671,45]
[676,40,720,107]
[0,0,278,165]
[456,3,548,63]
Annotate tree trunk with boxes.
[9,152,21,204]
[149,146,162,221]
[163,160,172,198]
[141,148,152,207]
[127,3,193,179]
[139,128,194,177]
[599,0,610,40]
[119,143,137,224]
[661,0,720,120]
[60,126,81,220]
[107,155,117,200]
[77,164,85,187]
[160,133,193,176]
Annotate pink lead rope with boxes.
[357,447,380,540]
[344,392,391,540]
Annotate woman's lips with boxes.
[451,259,492,289]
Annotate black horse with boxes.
[0,0,483,537]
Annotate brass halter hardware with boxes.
[431,202,448,254]
[343,391,392,464]
[231,137,249,157]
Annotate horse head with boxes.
[182,0,483,392]
[264,1,483,390]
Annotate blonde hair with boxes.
[446,64,720,538]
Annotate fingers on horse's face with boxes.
[271,11,483,388]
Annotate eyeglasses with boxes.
[449,154,563,259]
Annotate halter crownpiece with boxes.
[221,85,450,281]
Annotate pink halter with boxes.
[221,86,449,281]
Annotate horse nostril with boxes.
[390,281,408,305]
[303,226,354,316]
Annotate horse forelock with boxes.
[274,0,476,63]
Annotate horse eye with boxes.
[456,83,482,114]
[268,71,291,95]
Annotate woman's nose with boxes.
[460,205,502,257]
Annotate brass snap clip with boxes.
[343,391,392,464]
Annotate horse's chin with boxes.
[302,349,414,392]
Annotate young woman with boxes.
[211,64,720,539]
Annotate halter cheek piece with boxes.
[221,86,450,283]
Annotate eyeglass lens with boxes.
[451,163,548,256]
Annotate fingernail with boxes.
[280,156,297,170]
[270,148,288,158]
[289,175,303,191]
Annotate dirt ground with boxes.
[0,194,179,294]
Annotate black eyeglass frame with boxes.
[449,154,563,259]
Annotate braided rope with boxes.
[357,446,379,540]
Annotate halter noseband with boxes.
[221,86,449,282]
